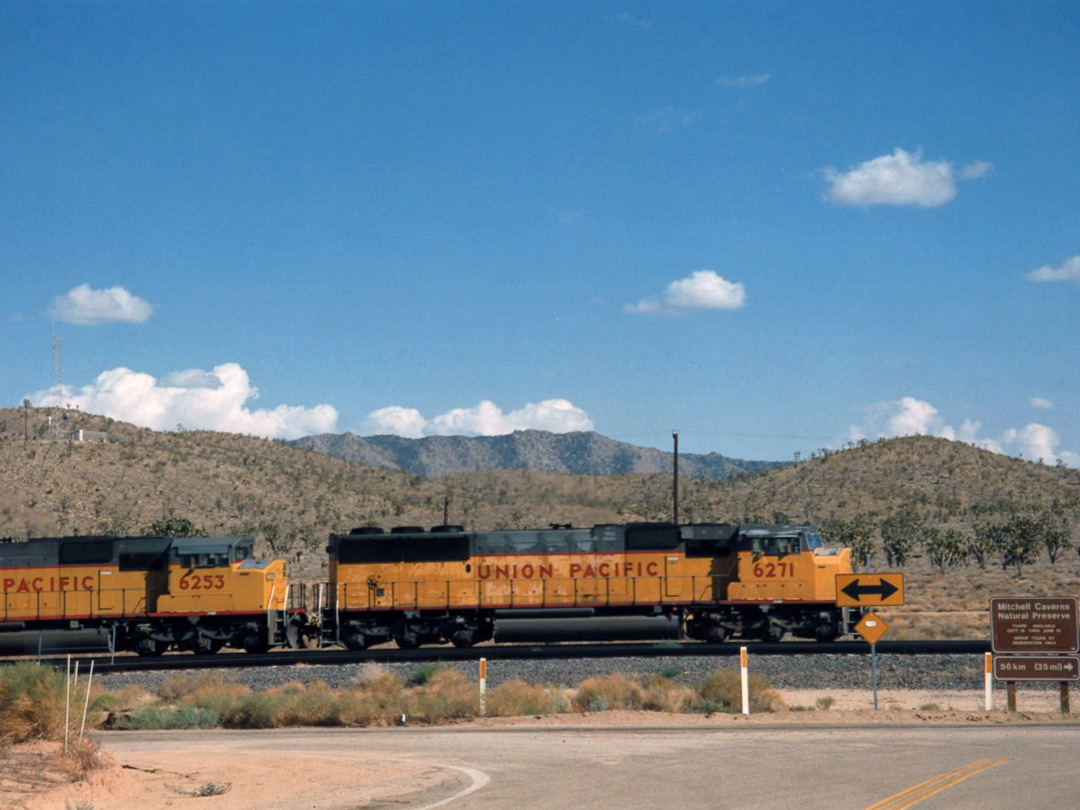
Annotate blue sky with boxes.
[3,2,1078,465]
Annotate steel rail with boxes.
[7,638,992,675]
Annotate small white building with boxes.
[65,429,108,443]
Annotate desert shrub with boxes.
[348,669,406,706]
[409,663,446,686]
[56,736,105,780]
[107,684,154,711]
[405,669,478,722]
[696,669,784,713]
[349,662,391,687]
[222,693,277,728]
[0,662,67,741]
[111,705,221,731]
[641,675,696,713]
[335,691,399,727]
[572,673,646,712]
[267,682,343,727]
[815,696,836,710]
[339,669,408,726]
[157,670,245,703]
[485,678,567,716]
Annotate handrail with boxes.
[333,574,740,611]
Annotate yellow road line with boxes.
[863,758,1007,810]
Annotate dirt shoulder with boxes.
[4,689,1078,810]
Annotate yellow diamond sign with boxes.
[855,611,889,645]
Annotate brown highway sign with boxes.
[990,597,1079,653]
[993,655,1080,681]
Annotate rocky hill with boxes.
[291,430,780,479]
[3,406,1080,637]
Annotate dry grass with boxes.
[0,663,107,800]
[90,667,790,731]
[0,662,67,742]
[572,673,647,712]
[640,675,698,713]
[485,678,569,716]
[698,669,785,713]
[54,736,106,781]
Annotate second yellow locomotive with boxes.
[0,534,304,655]
[326,522,852,649]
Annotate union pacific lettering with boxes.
[477,561,660,580]
[1,576,95,593]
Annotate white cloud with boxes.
[615,12,651,29]
[1002,423,1061,464]
[27,363,337,439]
[849,396,1078,467]
[361,399,593,438]
[638,105,700,135]
[1026,255,1080,284]
[1030,397,1055,410]
[363,406,429,439]
[49,284,154,325]
[823,148,960,207]
[625,270,746,315]
[715,74,771,88]
[960,160,993,180]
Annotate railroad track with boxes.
[8,638,992,675]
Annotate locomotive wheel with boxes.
[706,624,728,643]
[813,616,841,642]
[243,630,269,653]
[394,627,420,649]
[135,637,164,657]
[450,629,476,648]
[757,622,784,643]
[285,620,303,650]
[341,630,369,650]
[194,634,224,655]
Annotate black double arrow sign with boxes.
[840,577,900,603]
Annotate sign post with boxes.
[838,575,903,712]
[990,597,1079,713]
[854,611,889,710]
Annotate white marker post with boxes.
[64,656,71,754]
[740,646,750,715]
[984,652,993,711]
[479,657,487,717]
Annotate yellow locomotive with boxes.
[326,522,852,649]
[0,534,304,655]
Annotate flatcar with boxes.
[324,521,853,649]
[0,534,305,655]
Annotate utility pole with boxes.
[672,430,679,526]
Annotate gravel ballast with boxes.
[97,651,1036,696]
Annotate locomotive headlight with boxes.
[267,573,276,580]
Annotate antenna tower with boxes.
[52,336,63,410]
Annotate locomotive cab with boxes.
[685,524,852,643]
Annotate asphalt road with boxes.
[98,725,1080,810]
